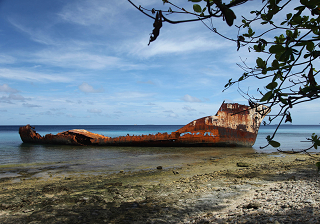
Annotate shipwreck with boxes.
[19,102,269,147]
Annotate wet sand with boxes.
[0,152,319,223]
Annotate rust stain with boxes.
[19,102,269,147]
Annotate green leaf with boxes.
[188,0,202,2]
[294,6,306,11]
[300,0,308,6]
[266,82,278,90]
[224,8,236,26]
[286,13,292,20]
[278,48,292,62]
[271,60,279,69]
[269,45,285,54]
[245,27,255,37]
[256,57,266,68]
[238,76,244,81]
[193,4,202,13]
[279,96,288,105]
[269,140,281,147]
[312,51,320,58]
[293,29,300,38]
[260,91,273,102]
[304,53,311,59]
[274,34,286,44]
[224,78,233,88]
[286,30,293,37]
[254,45,261,52]
[306,41,314,52]
[262,69,267,75]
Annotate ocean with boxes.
[0,125,319,178]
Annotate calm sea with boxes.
[0,125,319,177]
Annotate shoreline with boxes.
[1,152,320,223]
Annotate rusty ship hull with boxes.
[19,102,269,147]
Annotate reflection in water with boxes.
[18,143,37,164]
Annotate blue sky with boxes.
[0,0,319,125]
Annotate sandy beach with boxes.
[1,151,319,224]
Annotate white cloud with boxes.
[0,94,30,104]
[0,68,71,83]
[87,109,102,113]
[112,91,155,100]
[137,80,155,85]
[22,103,41,108]
[39,111,54,116]
[34,51,123,70]
[167,113,179,118]
[0,84,19,93]
[181,94,202,102]
[183,106,196,112]
[78,82,104,93]
[50,108,66,111]
[127,0,160,7]
[58,0,160,27]
[0,55,16,64]
[200,67,228,77]
[58,0,121,26]
[31,50,148,70]
[127,34,232,58]
[8,17,59,46]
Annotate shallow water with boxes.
[0,125,319,178]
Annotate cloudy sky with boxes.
[0,0,318,125]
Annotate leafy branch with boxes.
[128,0,320,153]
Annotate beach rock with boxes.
[304,199,314,204]
[237,162,250,167]
[295,158,306,161]
[244,202,261,209]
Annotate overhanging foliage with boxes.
[128,0,320,153]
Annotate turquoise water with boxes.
[0,125,319,176]
[255,125,320,151]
